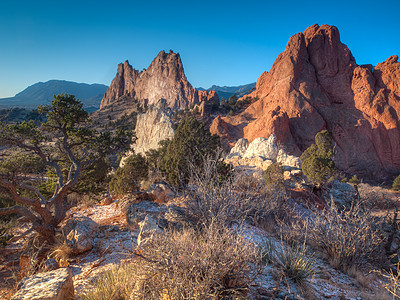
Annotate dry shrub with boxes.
[48,241,72,267]
[131,224,262,299]
[81,264,135,300]
[184,154,286,229]
[379,262,400,299]
[300,201,384,271]
[358,183,398,209]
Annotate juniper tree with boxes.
[0,94,132,243]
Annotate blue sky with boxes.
[0,0,399,98]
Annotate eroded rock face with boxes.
[11,268,74,300]
[100,50,219,111]
[134,102,174,155]
[211,24,400,178]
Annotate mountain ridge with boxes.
[0,80,108,111]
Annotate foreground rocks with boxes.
[63,217,99,254]
[11,268,74,300]
[211,24,400,179]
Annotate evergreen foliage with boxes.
[264,162,285,191]
[393,174,400,191]
[300,130,336,188]
[110,154,149,194]
[159,117,219,186]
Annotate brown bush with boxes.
[300,201,385,271]
[131,224,262,299]
[184,154,286,229]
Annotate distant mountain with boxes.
[0,80,108,112]
[198,83,256,100]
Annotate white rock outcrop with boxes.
[243,136,278,161]
[11,268,74,300]
[134,103,174,155]
[226,135,301,171]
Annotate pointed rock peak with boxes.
[303,24,340,44]
[386,55,399,63]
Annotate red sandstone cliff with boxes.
[211,24,400,177]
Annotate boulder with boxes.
[227,138,249,159]
[137,215,163,247]
[324,180,357,210]
[147,182,175,203]
[276,149,301,170]
[11,268,74,300]
[126,200,162,227]
[63,217,98,254]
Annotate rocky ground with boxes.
[1,180,399,299]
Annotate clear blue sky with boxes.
[0,0,399,98]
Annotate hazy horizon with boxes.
[1,0,399,98]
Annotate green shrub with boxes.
[393,174,400,191]
[300,130,336,188]
[109,154,149,194]
[159,117,219,186]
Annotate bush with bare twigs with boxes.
[131,224,262,299]
[299,201,384,271]
[183,153,286,229]
[358,183,398,209]
[82,224,261,300]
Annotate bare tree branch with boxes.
[20,183,46,205]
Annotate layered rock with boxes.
[211,24,400,178]
[100,50,219,111]
[134,101,174,155]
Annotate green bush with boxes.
[300,130,336,188]
[109,154,149,194]
[264,162,285,191]
[393,174,400,191]
[159,117,219,186]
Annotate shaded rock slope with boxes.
[211,24,400,178]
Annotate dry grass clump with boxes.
[300,202,384,272]
[48,242,72,267]
[379,262,400,299]
[276,243,317,284]
[81,264,136,300]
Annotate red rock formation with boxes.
[100,50,218,111]
[211,24,400,178]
